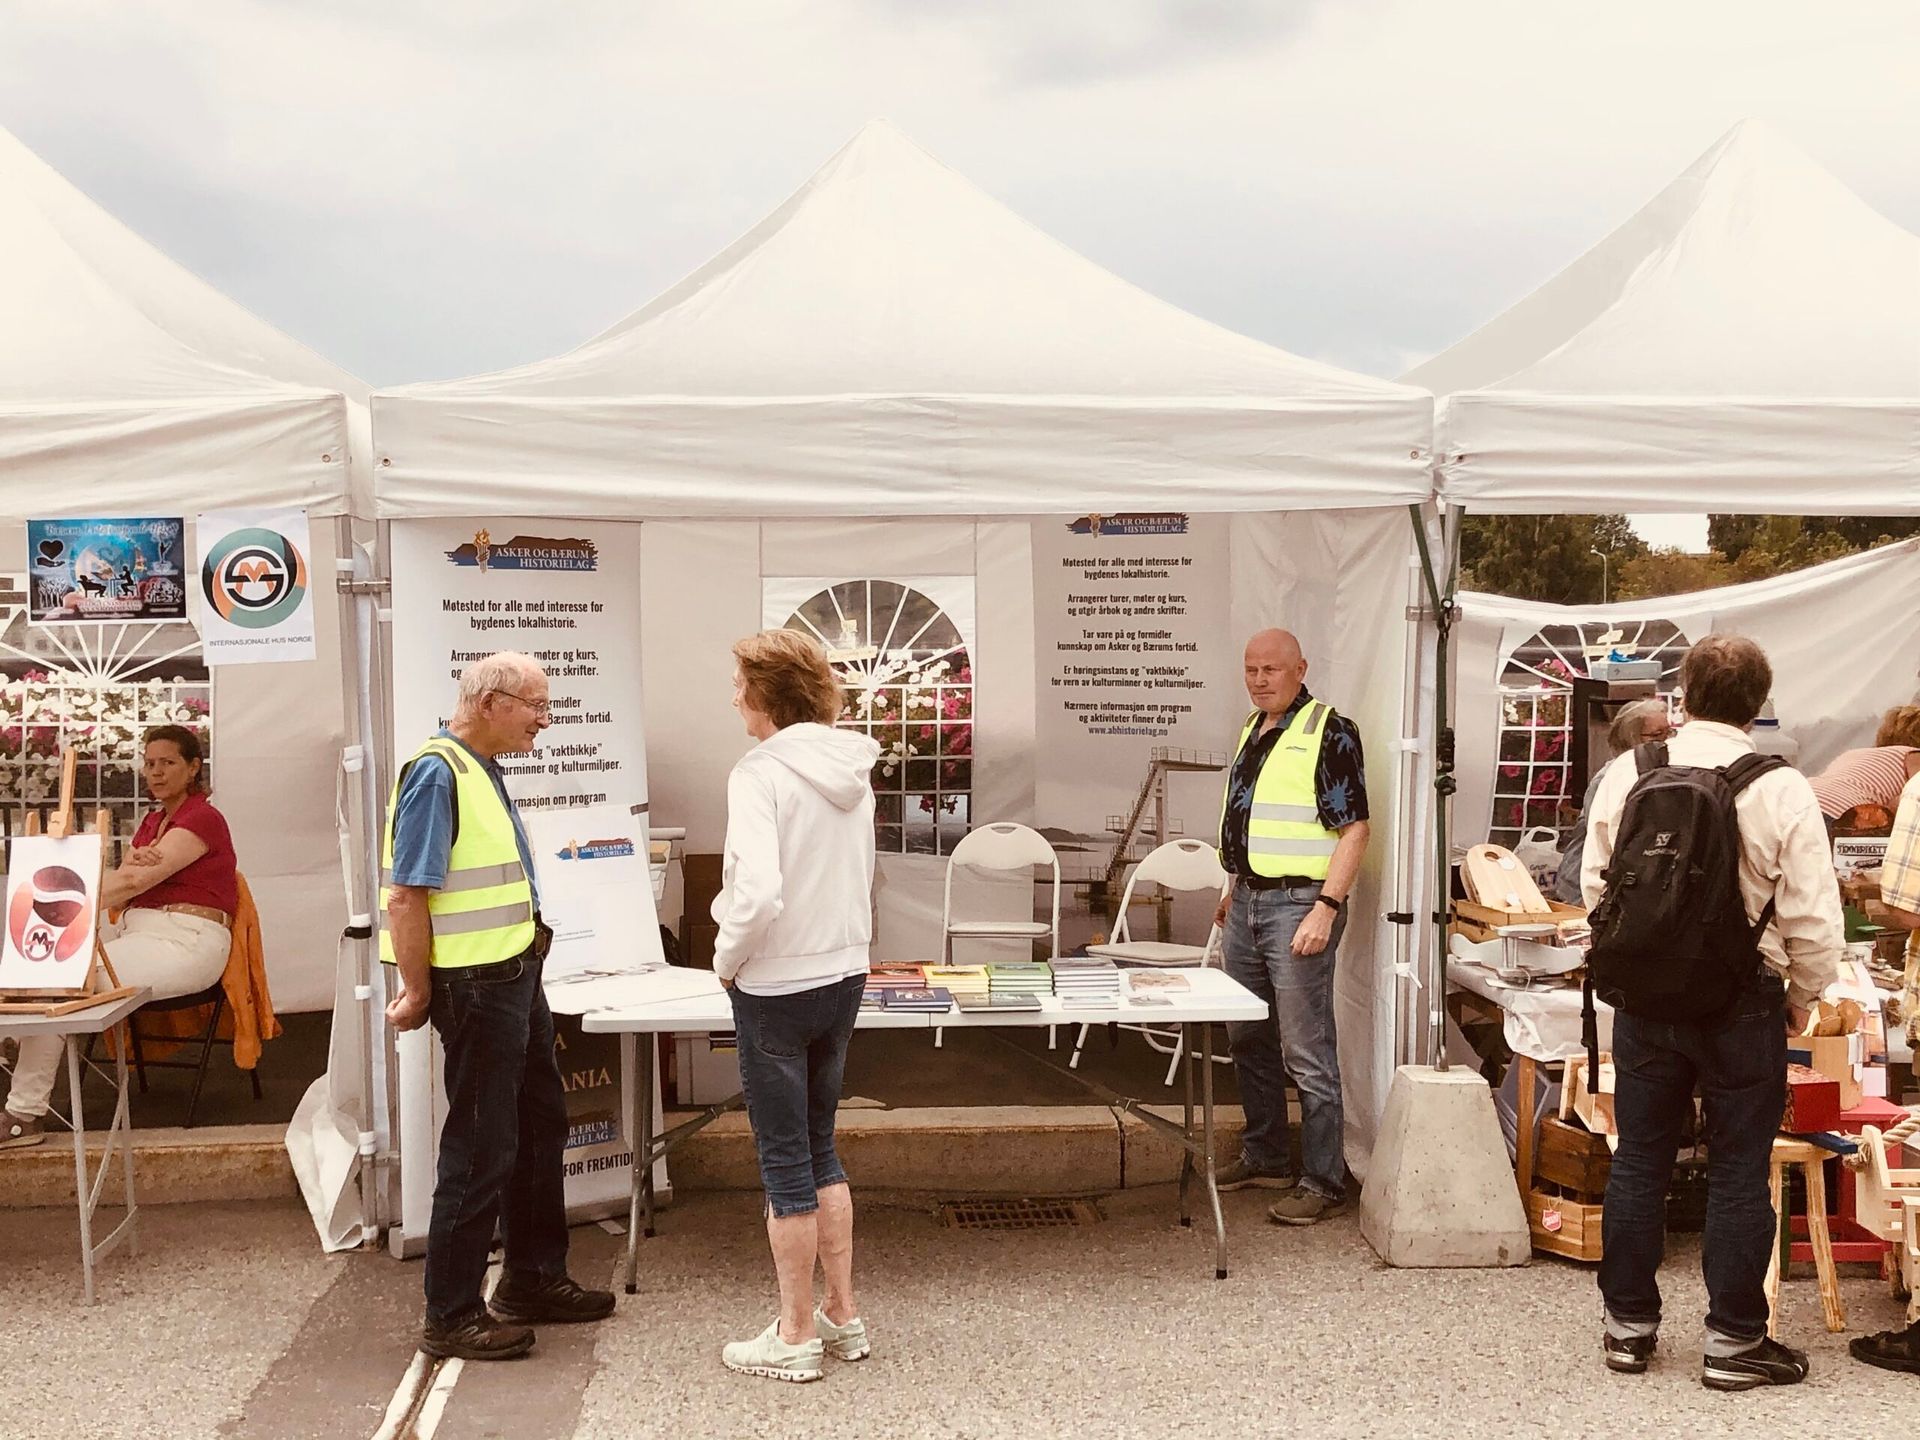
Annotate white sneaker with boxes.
[721,1320,824,1383]
[815,1306,871,1361]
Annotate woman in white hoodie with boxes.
[714,629,881,1384]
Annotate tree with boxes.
[1710,514,1920,571]
[1458,514,1646,604]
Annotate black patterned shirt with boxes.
[1219,686,1369,879]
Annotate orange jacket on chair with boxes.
[130,871,282,1067]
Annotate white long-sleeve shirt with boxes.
[1581,719,1844,1008]
[711,722,881,996]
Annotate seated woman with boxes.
[1810,705,1920,834]
[2,726,237,1148]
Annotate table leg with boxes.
[624,1033,643,1295]
[1765,1155,1786,1339]
[1514,1054,1536,1194]
[117,1038,137,1257]
[639,1032,657,1241]
[1804,1158,1846,1333]
[67,1037,94,1306]
[1177,1022,1195,1228]
[1200,1022,1226,1280]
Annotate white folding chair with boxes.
[1070,838,1232,1079]
[941,822,1062,1047]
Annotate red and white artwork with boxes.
[0,833,103,992]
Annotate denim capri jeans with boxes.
[726,973,866,1218]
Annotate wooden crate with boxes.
[1451,898,1587,944]
[1527,1185,1603,1262]
[1534,1116,1612,1198]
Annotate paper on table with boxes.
[547,967,726,1016]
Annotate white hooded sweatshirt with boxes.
[711,722,882,996]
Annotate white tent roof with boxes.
[373,121,1431,518]
[1407,121,1920,515]
[0,127,361,517]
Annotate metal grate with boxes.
[937,1197,1104,1231]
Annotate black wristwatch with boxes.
[1315,894,1345,914]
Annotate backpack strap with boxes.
[1721,751,1788,796]
[1632,739,1670,774]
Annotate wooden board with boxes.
[1462,844,1553,915]
[0,985,139,1017]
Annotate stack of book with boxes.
[987,961,1052,998]
[859,986,885,1012]
[880,986,954,1014]
[923,965,990,1004]
[1050,955,1121,1007]
[866,962,928,998]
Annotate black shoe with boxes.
[1851,1321,1920,1375]
[421,1311,534,1361]
[489,1272,617,1326]
[1603,1333,1657,1374]
[1214,1157,1296,1192]
[1701,1337,1809,1391]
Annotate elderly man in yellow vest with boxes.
[1210,629,1370,1224]
[383,652,615,1361]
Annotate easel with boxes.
[0,749,137,1016]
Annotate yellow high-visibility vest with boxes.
[379,738,536,969]
[1220,701,1341,880]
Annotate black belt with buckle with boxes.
[1239,874,1321,891]
[439,916,551,985]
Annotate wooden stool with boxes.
[1767,1137,1846,1335]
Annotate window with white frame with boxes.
[777,578,974,856]
[0,576,211,843]
[1490,619,1689,851]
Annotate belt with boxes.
[1238,875,1321,891]
[153,902,233,928]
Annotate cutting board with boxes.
[1462,843,1554,916]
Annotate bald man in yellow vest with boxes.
[1210,629,1370,1225]
[383,652,615,1361]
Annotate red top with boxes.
[129,792,240,917]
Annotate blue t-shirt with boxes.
[388,729,540,908]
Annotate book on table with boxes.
[868,962,929,989]
[986,961,1052,993]
[880,986,954,1012]
[1125,970,1191,993]
[955,992,1043,1012]
[923,965,990,996]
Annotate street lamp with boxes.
[1590,547,1609,606]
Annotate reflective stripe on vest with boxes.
[1220,702,1342,880]
[379,739,536,969]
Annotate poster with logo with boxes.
[194,507,316,664]
[26,517,187,625]
[1031,511,1235,851]
[388,518,654,1219]
[0,833,103,993]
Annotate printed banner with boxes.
[1031,511,1236,843]
[194,507,316,665]
[27,517,187,625]
[0,833,104,993]
[388,518,653,1215]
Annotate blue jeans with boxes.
[728,974,866,1219]
[1600,970,1786,1353]
[1223,883,1348,1199]
[425,954,571,1325]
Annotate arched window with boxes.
[783,580,973,855]
[0,575,211,840]
[1490,618,1689,850]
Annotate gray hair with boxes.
[455,652,544,717]
[1608,698,1671,755]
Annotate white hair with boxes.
[455,652,544,716]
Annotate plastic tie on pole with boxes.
[376,607,393,624]
[342,744,365,774]
[354,984,372,1001]
[335,557,354,574]
[358,1131,377,1158]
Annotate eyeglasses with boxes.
[491,689,552,720]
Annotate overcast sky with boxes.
[4,2,1917,549]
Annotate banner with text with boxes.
[389,518,652,1215]
[1032,512,1235,847]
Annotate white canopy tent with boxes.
[364,121,1435,1249]
[0,127,382,1249]
[1408,120,1920,516]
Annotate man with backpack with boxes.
[1581,635,1843,1391]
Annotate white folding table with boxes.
[0,987,150,1303]
[580,968,1266,1287]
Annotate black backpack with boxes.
[1582,741,1785,1056]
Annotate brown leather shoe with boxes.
[421,1311,534,1361]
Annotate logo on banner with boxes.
[445,532,598,573]
[8,865,93,964]
[201,526,309,629]
[556,837,637,861]
[1066,513,1190,537]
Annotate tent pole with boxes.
[1408,504,1458,1070]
